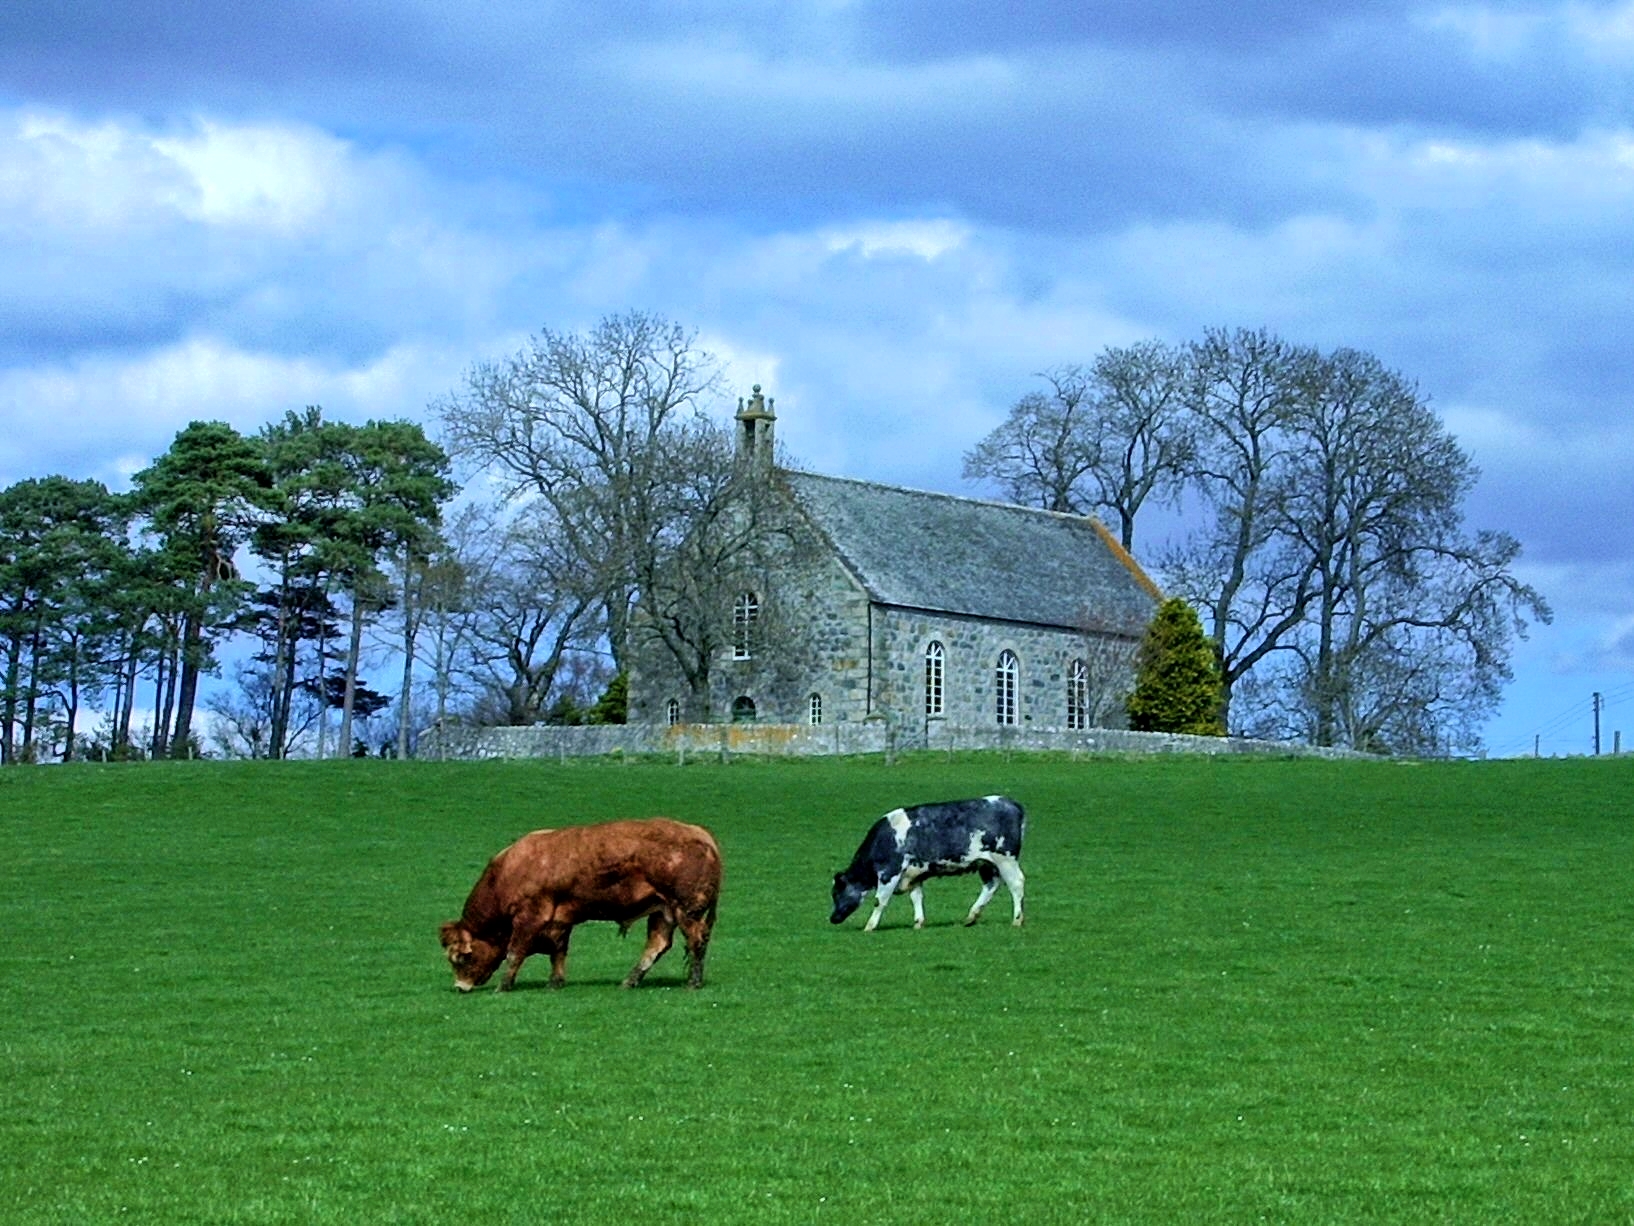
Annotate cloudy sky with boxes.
[3,1,1630,755]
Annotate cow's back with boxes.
[899,795,1025,864]
[489,818,720,916]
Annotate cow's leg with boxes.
[996,856,1026,927]
[964,862,1002,926]
[622,913,675,988]
[499,923,538,992]
[677,908,713,988]
[908,882,927,929]
[544,925,572,988]
[862,873,901,932]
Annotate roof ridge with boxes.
[783,468,1105,528]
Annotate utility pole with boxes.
[1592,691,1602,756]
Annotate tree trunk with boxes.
[63,641,83,762]
[315,587,332,760]
[396,548,417,759]
[337,584,366,757]
[21,620,45,759]
[171,612,204,758]
[153,640,178,759]
[269,574,292,759]
[118,639,139,750]
[0,629,21,764]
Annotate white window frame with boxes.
[733,591,760,660]
[808,693,823,726]
[1067,658,1088,731]
[995,650,1018,725]
[665,698,681,726]
[924,641,945,718]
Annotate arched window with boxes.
[1067,658,1089,730]
[995,651,1018,725]
[665,698,681,727]
[733,591,760,659]
[924,641,945,717]
[808,693,823,726]
[731,696,757,724]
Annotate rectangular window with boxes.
[1067,659,1088,730]
[996,651,1018,725]
[733,592,759,660]
[925,642,945,717]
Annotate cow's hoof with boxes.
[963,915,979,927]
[1012,917,1025,928]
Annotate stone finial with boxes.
[738,384,774,420]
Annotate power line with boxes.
[1491,692,1596,758]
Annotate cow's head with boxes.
[439,921,504,991]
[830,872,866,924]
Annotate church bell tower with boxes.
[735,384,776,473]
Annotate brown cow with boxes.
[438,818,722,992]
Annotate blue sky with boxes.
[3,1,1631,754]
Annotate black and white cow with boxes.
[829,795,1026,931]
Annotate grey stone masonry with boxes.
[626,390,1162,733]
[418,721,1367,761]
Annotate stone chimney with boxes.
[734,384,776,472]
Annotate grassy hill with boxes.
[2,754,1630,1223]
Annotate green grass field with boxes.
[2,753,1631,1224]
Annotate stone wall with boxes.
[873,606,1137,729]
[418,721,1366,761]
[626,516,876,726]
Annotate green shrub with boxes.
[1126,596,1225,735]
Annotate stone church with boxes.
[626,388,1163,736]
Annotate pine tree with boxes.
[1127,597,1225,735]
[587,672,628,725]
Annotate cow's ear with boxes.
[833,873,846,889]
[438,921,462,948]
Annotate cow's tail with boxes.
[1011,797,1027,853]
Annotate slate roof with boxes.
[779,470,1161,634]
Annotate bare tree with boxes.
[1160,331,1549,748]
[963,342,1192,550]
[204,665,283,758]
[1070,607,1142,728]
[1160,327,1320,731]
[1269,347,1549,750]
[461,500,604,725]
[626,421,812,720]
[435,311,725,670]
[402,502,491,752]
[962,378,1099,515]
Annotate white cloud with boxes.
[150,118,350,231]
[1420,5,1552,58]
[1567,1,1634,57]
[0,335,464,489]
[599,40,1019,115]
[1422,2,1634,61]
[4,109,351,233]
[820,219,972,260]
